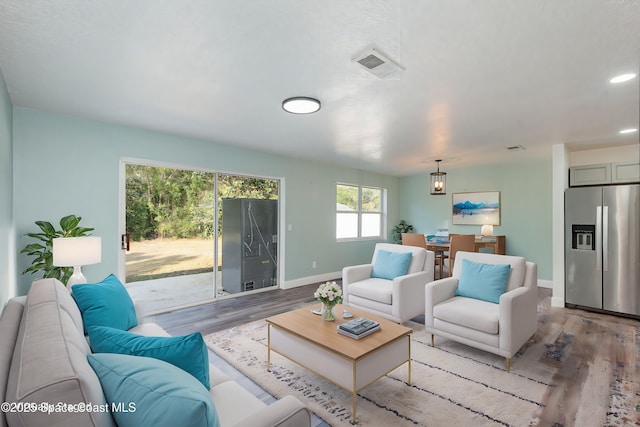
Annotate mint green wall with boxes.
[6,103,554,295]
[399,158,553,280]
[0,68,14,306]
[12,107,399,295]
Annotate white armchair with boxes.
[424,251,537,371]
[343,243,435,323]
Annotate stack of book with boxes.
[337,317,381,339]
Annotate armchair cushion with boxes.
[371,250,412,280]
[456,259,510,304]
[433,297,500,334]
[346,278,393,304]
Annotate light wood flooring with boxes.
[154,283,321,336]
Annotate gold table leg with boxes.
[352,392,357,424]
[408,337,412,385]
[351,361,357,424]
[267,324,271,372]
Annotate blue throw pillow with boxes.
[88,326,210,390]
[456,259,511,304]
[87,353,219,427]
[72,274,138,334]
[371,250,412,280]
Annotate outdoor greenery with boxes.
[20,215,94,284]
[336,184,381,211]
[126,165,278,241]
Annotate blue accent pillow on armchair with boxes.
[371,250,412,280]
[456,259,511,303]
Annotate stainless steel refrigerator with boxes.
[565,184,640,317]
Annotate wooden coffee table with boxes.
[265,304,412,423]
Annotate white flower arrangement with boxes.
[314,281,343,306]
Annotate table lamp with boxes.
[480,224,494,237]
[53,236,102,289]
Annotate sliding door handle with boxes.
[121,233,130,251]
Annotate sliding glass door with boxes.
[121,162,280,313]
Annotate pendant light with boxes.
[430,160,447,195]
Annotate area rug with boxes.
[204,307,639,427]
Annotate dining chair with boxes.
[401,233,427,248]
[442,234,475,277]
[402,233,445,279]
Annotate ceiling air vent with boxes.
[352,48,404,79]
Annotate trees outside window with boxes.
[336,184,385,240]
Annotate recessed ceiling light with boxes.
[619,128,638,134]
[282,97,321,114]
[609,73,637,84]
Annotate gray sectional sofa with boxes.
[0,278,311,427]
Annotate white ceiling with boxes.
[0,0,638,176]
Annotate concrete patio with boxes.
[126,272,219,315]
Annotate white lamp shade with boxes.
[53,237,102,267]
[480,224,494,236]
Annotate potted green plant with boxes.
[21,214,94,285]
[391,220,414,244]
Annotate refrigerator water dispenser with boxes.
[571,225,595,250]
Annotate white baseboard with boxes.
[551,296,565,307]
[537,279,553,289]
[282,271,341,289]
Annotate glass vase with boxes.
[321,302,337,321]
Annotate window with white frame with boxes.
[336,184,385,240]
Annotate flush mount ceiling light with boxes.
[610,73,637,84]
[282,97,321,114]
